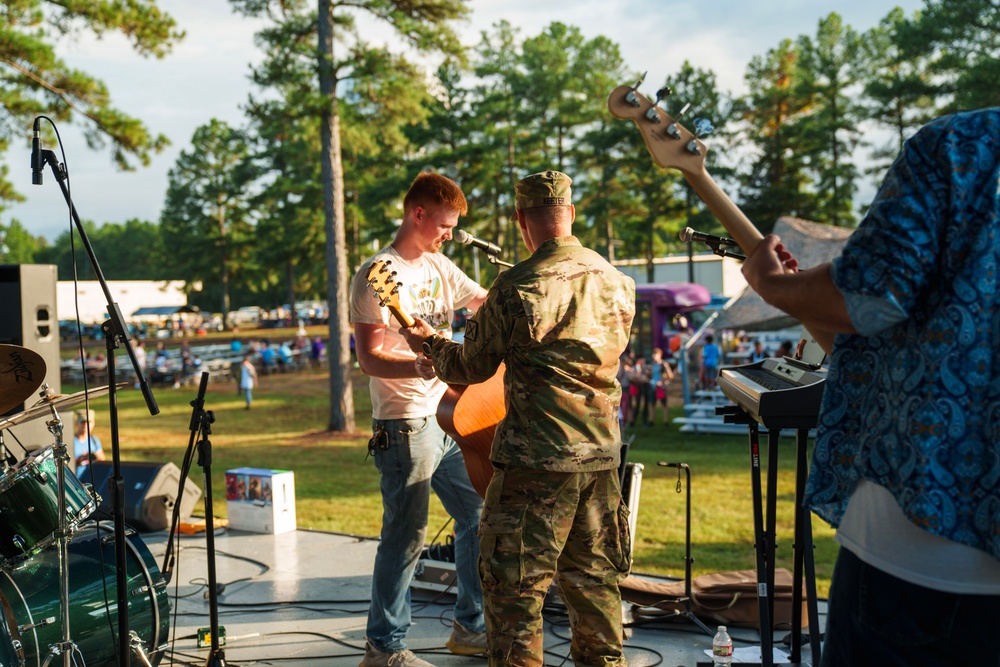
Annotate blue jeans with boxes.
[821,547,1000,667]
[367,416,485,652]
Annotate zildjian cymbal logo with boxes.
[3,351,35,383]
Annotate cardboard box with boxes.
[225,468,297,534]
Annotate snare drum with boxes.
[0,521,170,667]
[0,446,98,565]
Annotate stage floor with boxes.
[117,527,826,667]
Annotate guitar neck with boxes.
[388,305,414,329]
[685,168,763,254]
[686,168,834,352]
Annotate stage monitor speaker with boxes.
[0,264,61,450]
[76,461,203,533]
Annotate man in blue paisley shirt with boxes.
[742,109,1000,667]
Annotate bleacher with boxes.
[60,338,318,389]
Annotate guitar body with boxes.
[437,364,506,498]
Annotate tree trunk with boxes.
[318,0,355,433]
[286,260,296,322]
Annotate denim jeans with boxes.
[821,547,1000,667]
[366,416,485,653]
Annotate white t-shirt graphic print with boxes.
[350,246,481,420]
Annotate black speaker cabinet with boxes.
[76,461,203,532]
[0,264,60,448]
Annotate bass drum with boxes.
[0,521,170,667]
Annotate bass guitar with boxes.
[606,82,833,353]
[365,259,502,498]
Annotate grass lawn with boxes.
[62,361,838,597]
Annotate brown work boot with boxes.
[445,619,487,656]
[359,642,436,667]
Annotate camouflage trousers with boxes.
[478,466,631,667]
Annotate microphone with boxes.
[679,227,740,248]
[454,229,502,256]
[31,118,43,185]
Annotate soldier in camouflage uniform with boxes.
[400,170,636,667]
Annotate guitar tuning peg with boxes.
[625,71,648,108]
[693,117,714,138]
[666,102,691,139]
[644,85,673,123]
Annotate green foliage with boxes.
[0,218,47,263]
[0,0,182,219]
[904,0,1000,111]
[34,217,168,280]
[159,119,257,316]
[10,1,996,309]
[794,13,865,227]
[860,7,937,173]
[738,40,815,231]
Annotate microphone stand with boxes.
[189,372,229,667]
[485,254,513,269]
[35,142,159,667]
[655,462,714,637]
[698,239,746,262]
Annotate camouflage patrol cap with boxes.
[515,170,573,209]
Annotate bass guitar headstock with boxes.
[607,77,714,180]
[366,259,415,328]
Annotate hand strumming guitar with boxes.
[400,318,441,380]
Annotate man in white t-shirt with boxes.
[350,172,489,667]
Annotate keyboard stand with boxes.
[718,405,823,666]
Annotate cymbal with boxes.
[0,344,46,416]
[0,382,128,429]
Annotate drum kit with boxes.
[0,345,170,667]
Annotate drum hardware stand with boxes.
[129,631,155,667]
[33,116,160,667]
[0,432,15,471]
[654,461,714,637]
[40,404,84,667]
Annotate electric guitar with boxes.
[365,259,502,498]
[607,82,833,353]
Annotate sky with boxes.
[5,0,925,243]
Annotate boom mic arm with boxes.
[680,227,746,261]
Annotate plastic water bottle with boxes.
[712,625,733,666]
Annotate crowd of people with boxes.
[616,347,675,427]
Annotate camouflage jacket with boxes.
[426,236,635,472]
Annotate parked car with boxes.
[226,306,263,328]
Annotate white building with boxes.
[57,280,190,323]
[612,253,746,297]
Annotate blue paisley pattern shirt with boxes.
[805,109,1000,560]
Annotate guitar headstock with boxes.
[607,82,710,179]
[366,259,415,328]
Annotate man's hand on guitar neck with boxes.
[742,234,855,354]
[399,317,436,353]
[399,317,442,381]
